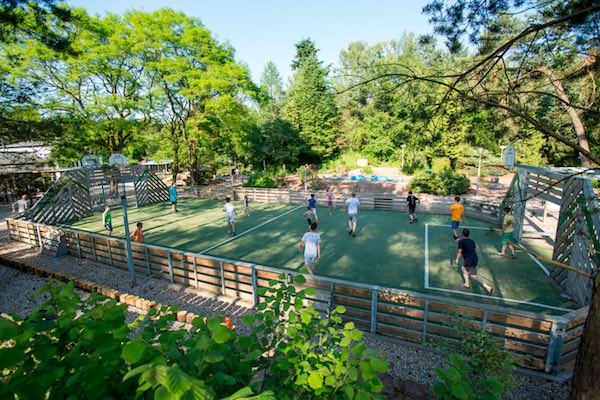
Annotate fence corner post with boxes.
[370,285,379,334]
[545,320,567,374]
[251,265,258,307]
[167,252,174,283]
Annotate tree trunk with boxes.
[570,274,600,398]
[186,140,198,186]
[537,67,593,167]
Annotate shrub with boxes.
[433,314,513,400]
[409,171,470,195]
[1,276,388,399]
[431,157,451,173]
[245,170,277,188]
[296,165,321,190]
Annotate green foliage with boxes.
[433,314,513,400]
[431,157,452,173]
[245,168,287,188]
[409,171,470,195]
[1,275,387,399]
[296,165,321,189]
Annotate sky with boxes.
[68,1,434,83]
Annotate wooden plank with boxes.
[377,303,425,320]
[377,323,423,343]
[564,325,584,342]
[427,302,483,319]
[332,294,371,310]
[561,337,581,355]
[379,292,426,308]
[486,312,553,332]
[377,313,424,331]
[485,323,550,344]
[334,285,372,299]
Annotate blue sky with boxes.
[69,1,433,83]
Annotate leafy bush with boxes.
[409,171,470,195]
[433,315,513,400]
[1,276,388,399]
[245,170,277,188]
[431,157,451,173]
[296,165,321,190]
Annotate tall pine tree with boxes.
[283,39,339,161]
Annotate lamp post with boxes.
[499,145,508,164]
[476,147,484,197]
[401,143,406,177]
[121,194,136,287]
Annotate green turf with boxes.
[69,199,575,313]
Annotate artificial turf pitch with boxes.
[70,198,575,313]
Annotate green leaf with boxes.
[165,367,193,395]
[154,386,170,400]
[123,363,152,381]
[369,377,384,392]
[223,386,254,399]
[0,318,18,340]
[288,312,298,323]
[370,357,388,373]
[307,371,323,390]
[205,350,225,363]
[122,340,146,363]
[350,329,363,341]
[0,347,25,369]
[342,385,355,399]
[212,325,233,344]
[194,334,211,350]
[242,315,255,325]
[294,274,306,284]
[334,305,346,314]
[207,317,222,331]
[268,279,278,287]
[344,322,355,330]
[257,302,268,311]
[300,310,312,324]
[304,288,316,296]
[256,287,268,296]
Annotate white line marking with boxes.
[427,286,572,312]
[424,223,430,288]
[426,223,566,311]
[198,205,303,254]
[430,223,500,231]
[526,252,551,276]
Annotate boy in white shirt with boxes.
[345,192,360,237]
[300,223,321,274]
[223,197,237,235]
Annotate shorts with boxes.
[304,254,317,266]
[226,214,235,223]
[327,200,333,207]
[171,200,177,205]
[463,264,478,275]
[451,221,460,230]
[348,213,357,223]
[311,208,317,218]
[104,223,113,232]
[501,232,514,245]
[408,207,416,214]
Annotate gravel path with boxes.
[0,230,571,399]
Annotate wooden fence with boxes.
[6,217,586,377]
[181,186,501,223]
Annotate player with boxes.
[132,222,144,243]
[304,206,315,228]
[242,192,251,216]
[326,189,335,215]
[307,193,318,222]
[223,197,237,235]
[498,207,516,258]
[345,192,360,237]
[455,229,493,294]
[450,196,464,240]
[169,182,178,213]
[102,204,112,237]
[12,194,28,214]
[406,191,420,223]
[299,222,321,274]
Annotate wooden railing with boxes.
[6,217,585,376]
[181,186,501,223]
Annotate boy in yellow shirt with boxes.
[450,196,464,241]
[498,207,516,258]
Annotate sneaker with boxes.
[414,218,418,222]
[496,253,504,257]
[233,232,237,236]
[409,220,413,224]
[352,233,356,237]
[349,230,352,235]
[510,254,516,259]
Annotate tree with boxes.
[416,2,600,398]
[283,39,339,161]
[260,61,285,105]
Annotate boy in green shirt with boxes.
[103,204,113,236]
[498,206,516,258]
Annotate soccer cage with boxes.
[15,165,169,225]
[499,165,600,308]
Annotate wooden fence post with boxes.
[422,300,429,342]
[145,247,151,276]
[167,252,174,283]
[36,224,43,250]
[75,232,82,258]
[192,257,199,288]
[91,236,97,261]
[370,285,379,334]
[220,261,225,295]
[107,238,114,267]
[251,265,258,307]
[545,319,567,374]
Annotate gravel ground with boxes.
[0,230,572,399]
